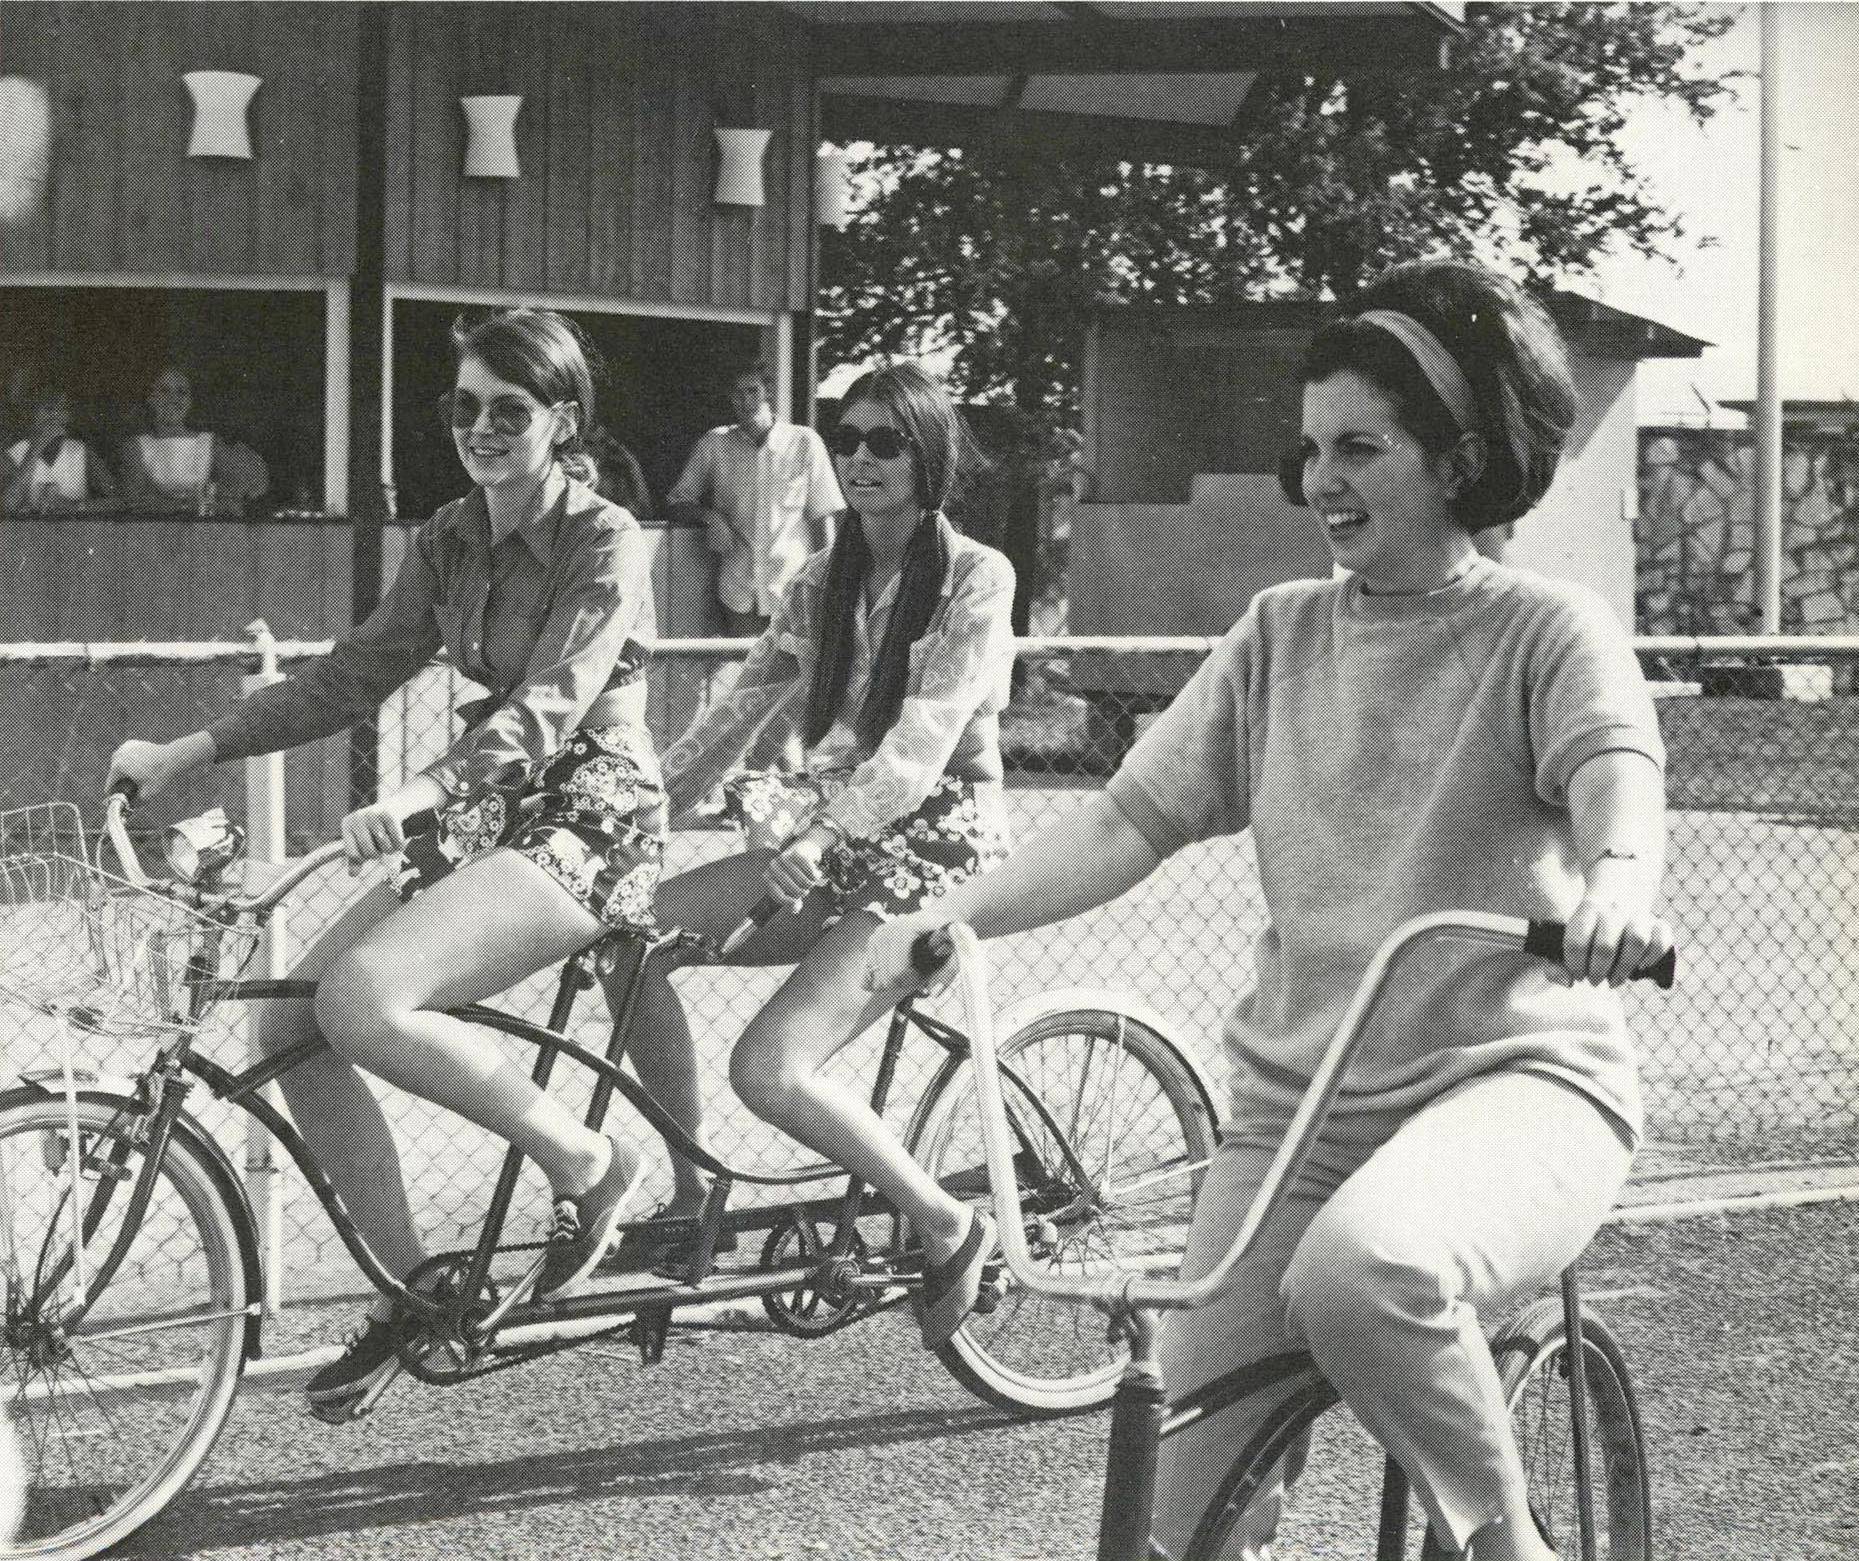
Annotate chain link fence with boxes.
[1,636,1854,1301]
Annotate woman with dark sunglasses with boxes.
[109,309,664,1419]
[604,361,1017,1348]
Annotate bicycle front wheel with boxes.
[908,1007,1216,1416]
[0,1090,249,1559]
[1487,1295,1651,1561]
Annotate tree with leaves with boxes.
[818,2,1738,421]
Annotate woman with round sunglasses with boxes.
[108,309,664,1418]
[604,361,1017,1348]
[866,262,1671,1560]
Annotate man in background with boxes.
[666,359,842,770]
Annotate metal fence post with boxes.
[241,619,290,1312]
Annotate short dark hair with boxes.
[451,309,598,458]
[1283,260,1577,531]
[732,359,773,394]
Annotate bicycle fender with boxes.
[11,1074,267,1361]
[987,987,1222,1129]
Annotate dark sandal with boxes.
[918,1210,996,1349]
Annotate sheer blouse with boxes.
[661,517,1016,839]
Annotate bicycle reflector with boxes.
[163,808,246,885]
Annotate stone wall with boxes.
[1638,427,1859,638]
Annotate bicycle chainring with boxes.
[759,1217,870,1337]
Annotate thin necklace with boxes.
[1360,556,1478,598]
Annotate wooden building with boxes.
[0,0,1463,821]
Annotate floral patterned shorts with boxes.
[390,726,666,931]
[725,770,1010,924]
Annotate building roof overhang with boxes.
[788,2,1465,167]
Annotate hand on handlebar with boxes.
[763,825,832,913]
[107,737,204,803]
[862,912,957,997]
[339,801,412,874]
[1546,895,1675,988]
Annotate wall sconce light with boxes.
[815,143,853,230]
[713,126,770,207]
[0,76,51,221]
[183,70,261,159]
[460,94,522,179]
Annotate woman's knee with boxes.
[313,946,407,1062]
[728,1023,812,1123]
[1281,1208,1450,1351]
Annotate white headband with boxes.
[1354,309,1477,434]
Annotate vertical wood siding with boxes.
[0,2,359,277]
[382,4,813,311]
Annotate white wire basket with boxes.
[0,802,259,1040]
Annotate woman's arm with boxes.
[863,792,1161,992]
[659,597,807,818]
[1560,747,1673,986]
[815,549,1017,842]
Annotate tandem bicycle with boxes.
[0,793,1217,1559]
[917,915,1673,1561]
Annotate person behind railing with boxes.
[2,384,119,513]
[108,309,664,1421]
[605,361,1018,1348]
[115,365,265,515]
[866,261,1674,1561]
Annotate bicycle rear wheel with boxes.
[1487,1295,1651,1561]
[0,1090,248,1559]
[907,1007,1215,1416]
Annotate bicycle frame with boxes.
[942,916,1665,1561]
[67,919,1078,1360]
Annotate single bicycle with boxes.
[0,790,1216,1559]
[917,916,1675,1561]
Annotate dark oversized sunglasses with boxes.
[438,389,566,437]
[826,423,911,461]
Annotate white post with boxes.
[1753,2,1784,635]
[242,619,290,1312]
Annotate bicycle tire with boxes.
[0,1090,248,1559]
[906,1007,1216,1416]
[1484,1295,1651,1561]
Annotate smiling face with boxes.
[1299,370,1472,592]
[450,354,570,496]
[832,398,919,536]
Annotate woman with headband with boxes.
[865,260,1670,1561]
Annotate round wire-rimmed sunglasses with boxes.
[439,389,571,438]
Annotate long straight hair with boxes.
[803,363,963,749]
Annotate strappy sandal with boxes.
[917,1209,997,1349]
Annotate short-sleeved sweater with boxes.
[1105,556,1664,1140]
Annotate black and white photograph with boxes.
[0,3,1852,1557]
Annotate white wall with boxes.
[1504,353,1639,628]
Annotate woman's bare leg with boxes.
[728,909,974,1262]
[611,849,829,1213]
[313,849,623,1205]
[253,882,427,1305]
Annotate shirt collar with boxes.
[445,465,570,560]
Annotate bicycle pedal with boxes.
[307,1364,400,1426]
[974,1261,1006,1316]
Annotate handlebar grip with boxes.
[1524,919,1677,989]
[107,778,139,809]
[910,926,954,981]
[402,808,438,840]
[721,895,783,957]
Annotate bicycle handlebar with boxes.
[938,910,1676,1319]
[98,793,440,916]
